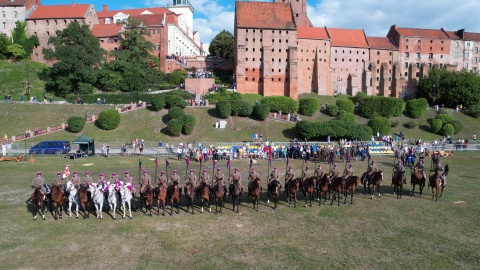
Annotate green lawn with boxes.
[0,60,51,101]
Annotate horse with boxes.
[119,185,133,219]
[302,176,315,207]
[267,180,281,210]
[213,180,225,214]
[362,171,384,199]
[330,176,344,206]
[65,181,79,218]
[286,177,300,208]
[428,172,444,202]
[229,180,241,213]
[316,174,331,206]
[199,182,212,213]
[343,176,360,204]
[248,178,261,211]
[167,180,181,215]
[140,185,153,216]
[155,183,168,216]
[31,188,45,220]
[107,184,118,219]
[184,182,195,214]
[88,184,104,219]
[78,185,91,219]
[392,171,406,199]
[410,167,426,197]
[50,185,64,220]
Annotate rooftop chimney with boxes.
[72,1,75,7]
[102,5,108,11]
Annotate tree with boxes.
[10,21,38,57]
[0,33,11,59]
[43,22,106,96]
[209,30,234,60]
[6,44,25,61]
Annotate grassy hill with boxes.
[0,60,51,100]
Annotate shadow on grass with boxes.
[419,124,432,133]
[207,108,221,118]
[161,114,170,125]
[282,126,300,139]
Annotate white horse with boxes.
[89,184,104,219]
[66,181,79,218]
[119,185,133,219]
[107,184,118,219]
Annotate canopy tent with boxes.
[72,134,95,156]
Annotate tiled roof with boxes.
[396,27,449,39]
[326,28,369,48]
[367,36,398,50]
[236,2,295,30]
[91,23,123,37]
[0,0,26,6]
[131,13,178,26]
[464,32,480,41]
[97,7,169,19]
[443,30,461,40]
[297,26,329,40]
[27,4,90,19]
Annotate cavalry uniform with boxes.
[267,168,280,195]
[200,170,210,188]
[215,168,227,194]
[109,173,118,186]
[139,170,151,194]
[31,172,46,198]
[52,172,63,187]
[435,162,447,186]
[344,164,354,182]
[330,164,340,180]
[185,170,197,188]
[230,168,243,192]
[123,171,134,193]
[248,169,260,194]
[169,170,181,186]
[314,165,324,178]
[156,171,167,189]
[71,172,80,189]
[97,174,107,192]
[394,161,405,183]
[414,160,426,181]
[301,166,311,185]
[284,166,295,190]
[365,160,378,183]
[80,172,92,188]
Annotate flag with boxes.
[199,158,202,171]
[249,157,253,169]
[155,157,158,168]
[286,156,290,165]
[185,158,190,168]
[62,164,70,179]
[227,159,231,168]
[166,159,171,168]
[213,159,217,168]
[139,159,142,170]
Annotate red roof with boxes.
[27,4,91,19]
[97,7,169,19]
[464,32,480,41]
[443,30,461,40]
[297,26,329,40]
[236,2,295,30]
[326,28,369,48]
[91,23,123,37]
[395,27,449,39]
[131,13,178,26]
[367,36,398,50]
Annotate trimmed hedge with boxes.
[67,116,85,133]
[441,123,454,136]
[216,100,232,118]
[97,109,121,130]
[336,98,355,113]
[326,104,339,116]
[261,96,297,113]
[367,117,391,136]
[167,119,183,137]
[298,98,319,116]
[231,100,253,117]
[358,96,404,119]
[204,91,242,104]
[252,104,270,120]
[450,119,464,134]
[65,90,193,104]
[151,95,165,111]
[165,95,187,109]
[295,120,372,140]
[336,110,356,123]
[467,103,480,118]
[435,114,454,123]
[429,114,463,135]
[405,98,428,118]
[181,114,196,135]
[168,107,185,119]
[429,119,443,133]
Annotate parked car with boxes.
[29,140,71,155]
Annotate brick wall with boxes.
[184,77,214,95]
[330,46,369,96]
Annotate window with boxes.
[246,78,248,81]
[416,72,420,77]
[440,55,443,58]
[454,62,458,66]
[466,42,471,48]
[252,78,255,81]
[404,72,408,76]
[253,38,255,42]
[377,51,380,55]
[455,52,459,58]
[465,52,470,57]
[428,63,432,68]
[475,47,479,53]
[246,48,248,51]
[377,60,379,64]
[1,11,5,18]
[406,46,409,49]
[272,58,274,62]
[272,39,274,42]
[246,29,248,32]
[2,22,5,29]
[416,63,420,68]
[455,42,459,47]
[416,53,420,58]
[252,58,255,61]
[14,11,18,18]
[429,53,433,59]
[246,38,248,42]
[405,52,409,58]
[430,40,433,43]
[246,58,248,61]
[430,47,432,50]
[474,57,478,64]
[245,68,249,71]
[440,63,443,68]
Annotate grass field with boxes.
[1,152,479,269]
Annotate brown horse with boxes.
[287,177,300,208]
[267,180,281,210]
[140,185,153,216]
[249,178,261,211]
[50,185,64,220]
[301,176,315,207]
[167,180,181,215]
[343,176,360,204]
[213,180,225,214]
[229,180,241,213]
[392,171,406,199]
[410,167,426,197]
[31,188,45,220]
[316,174,331,206]
[362,171,384,199]
[78,186,91,219]
[184,182,195,214]
[428,172,444,202]
[330,176,344,206]
[199,182,211,213]
[155,184,168,216]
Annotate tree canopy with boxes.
[209,30,233,60]
[11,21,39,58]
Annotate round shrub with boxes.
[367,117,391,136]
[467,103,480,118]
[441,123,454,136]
[181,114,196,135]
[391,120,400,127]
[151,95,165,111]
[168,107,185,120]
[261,96,297,113]
[336,110,356,123]
[429,119,443,133]
[406,98,428,118]
[435,114,454,123]
[67,116,85,133]
[231,100,253,117]
[165,95,187,109]
[359,96,404,119]
[252,104,270,120]
[336,99,354,113]
[437,108,450,115]
[450,119,464,134]
[298,98,319,116]
[216,100,232,118]
[405,120,418,129]
[295,120,320,140]
[97,109,121,130]
[167,119,182,137]
[326,104,339,116]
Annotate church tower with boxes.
[274,0,312,26]
[167,0,194,37]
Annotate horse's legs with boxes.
[411,183,415,197]
[337,190,340,206]
[440,186,444,198]
[351,189,354,204]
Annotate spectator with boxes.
[106,145,110,157]
[103,98,106,105]
[77,96,81,104]
[49,96,53,103]
[20,94,24,102]
[97,97,101,104]
[34,127,39,136]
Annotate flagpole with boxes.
[212,160,216,183]
[138,158,142,183]
[165,159,169,179]
[155,157,158,181]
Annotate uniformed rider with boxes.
[215,168,227,195]
[435,161,447,186]
[71,171,80,189]
[414,159,426,182]
[344,163,354,183]
[31,172,46,200]
[330,163,340,181]
[156,171,167,189]
[52,172,64,194]
[393,160,405,183]
[230,167,243,193]
[80,171,92,188]
[301,166,311,186]
[284,166,295,191]
[169,170,181,186]
[139,170,151,195]
[364,160,378,184]
[267,167,280,196]
[314,164,324,178]
[247,168,260,194]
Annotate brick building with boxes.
[91,23,123,61]
[0,0,40,37]
[366,36,399,97]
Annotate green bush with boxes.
[467,103,480,118]
[216,100,232,118]
[204,91,242,104]
[166,70,186,85]
[391,120,400,127]
[261,96,297,113]
[67,116,85,133]
[336,110,356,123]
[450,119,464,134]
[151,95,165,111]
[295,120,318,139]
[165,95,187,109]
[359,96,404,119]
[298,98,319,116]
[326,104,339,116]
[336,99,355,113]
[441,123,455,136]
[252,104,270,121]
[231,100,253,117]
[168,107,185,119]
[167,119,183,137]
[367,117,391,136]
[404,120,418,129]
[437,108,450,115]
[295,120,372,141]
[181,114,196,135]
[429,119,443,133]
[65,91,193,105]
[97,109,121,130]
[406,98,428,118]
[435,114,454,124]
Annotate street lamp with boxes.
[431,83,437,110]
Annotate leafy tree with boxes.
[405,98,428,118]
[168,107,185,119]
[298,98,319,116]
[165,95,187,109]
[336,98,354,113]
[11,21,38,57]
[441,123,454,136]
[0,33,12,59]
[326,104,339,116]
[151,95,166,111]
[6,44,25,61]
[336,110,356,123]
[181,114,196,135]
[429,119,443,133]
[97,109,121,130]
[367,117,391,136]
[216,100,232,118]
[261,96,297,113]
[252,104,270,120]
[43,22,105,96]
[209,30,234,60]
[167,119,182,137]
[67,116,85,133]
[167,70,186,85]
[231,100,253,117]
[467,103,480,118]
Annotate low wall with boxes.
[185,78,215,95]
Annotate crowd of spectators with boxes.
[166,54,187,66]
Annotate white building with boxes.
[0,0,40,37]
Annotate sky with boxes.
[43,0,480,45]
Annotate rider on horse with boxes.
[267,167,280,195]
[435,161,447,187]
[393,160,405,184]
[314,164,323,178]
[71,172,80,189]
[230,168,243,194]
[97,173,106,190]
[248,168,260,195]
[414,159,426,182]
[330,164,340,182]
[31,172,46,200]
[169,170,181,186]
[200,169,210,189]
[301,166,311,186]
[364,160,378,184]
[139,170,151,195]
[51,172,64,194]
[284,166,295,191]
[80,171,92,188]
[344,163,354,183]
[215,168,227,195]
[156,171,167,190]
[185,169,197,196]
[123,171,134,192]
